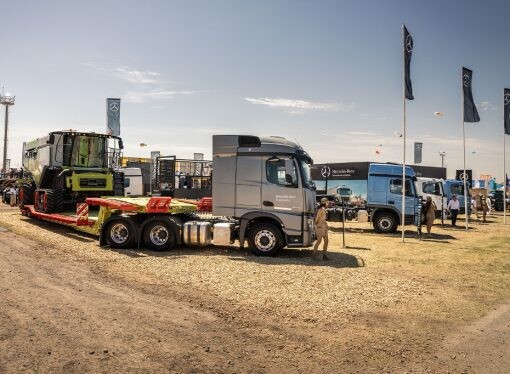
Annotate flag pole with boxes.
[462,69,469,231]
[504,131,507,224]
[401,24,406,243]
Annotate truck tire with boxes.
[248,223,284,256]
[143,220,176,251]
[373,212,398,234]
[105,219,135,249]
[20,183,35,206]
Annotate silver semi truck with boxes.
[20,134,316,257]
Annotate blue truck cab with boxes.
[443,179,471,215]
[367,163,420,233]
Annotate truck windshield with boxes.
[64,135,107,167]
[299,159,314,188]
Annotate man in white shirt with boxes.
[447,195,460,227]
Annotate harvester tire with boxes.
[44,189,64,213]
[20,183,35,206]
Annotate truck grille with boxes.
[79,178,107,188]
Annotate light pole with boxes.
[0,91,15,174]
[438,151,446,168]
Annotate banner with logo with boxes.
[403,25,414,100]
[504,89,510,135]
[462,68,480,123]
[107,98,121,136]
[456,169,473,187]
[414,142,423,164]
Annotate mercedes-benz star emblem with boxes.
[505,94,510,106]
[459,172,468,181]
[109,102,119,112]
[463,74,470,88]
[321,166,331,178]
[405,35,413,53]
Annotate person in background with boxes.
[480,194,488,223]
[447,194,460,227]
[485,194,492,216]
[424,196,437,236]
[470,196,479,219]
[312,197,330,261]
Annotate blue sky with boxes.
[1,0,509,180]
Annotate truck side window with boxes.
[266,158,297,187]
[390,179,413,196]
[423,182,439,195]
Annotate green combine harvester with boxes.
[20,130,125,213]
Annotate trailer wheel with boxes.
[105,219,135,249]
[143,220,176,251]
[373,212,398,234]
[248,223,283,256]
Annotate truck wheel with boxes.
[248,223,283,256]
[143,220,176,251]
[373,212,398,234]
[105,219,135,249]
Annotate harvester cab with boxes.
[21,130,124,213]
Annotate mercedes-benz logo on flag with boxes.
[463,74,470,87]
[405,35,413,52]
[321,165,331,178]
[416,143,422,150]
[505,93,510,106]
[459,172,468,182]
[109,102,119,112]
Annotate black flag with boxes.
[403,25,414,100]
[462,68,480,123]
[504,88,510,135]
[414,142,423,164]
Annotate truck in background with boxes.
[366,163,420,233]
[121,167,143,197]
[443,179,471,215]
[416,177,446,218]
[20,134,316,256]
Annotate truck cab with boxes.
[444,179,471,215]
[212,135,316,255]
[367,163,420,233]
[416,177,446,218]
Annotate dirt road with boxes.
[0,230,325,373]
[1,207,510,373]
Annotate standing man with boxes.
[312,197,330,260]
[447,194,460,227]
[480,194,488,223]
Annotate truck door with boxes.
[261,156,304,236]
[388,178,416,217]
[422,181,444,213]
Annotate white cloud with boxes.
[115,66,160,84]
[478,101,496,111]
[245,97,354,113]
[125,89,199,103]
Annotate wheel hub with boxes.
[150,225,169,245]
[110,223,129,244]
[254,230,276,252]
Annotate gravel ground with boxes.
[1,204,510,372]
[0,207,426,325]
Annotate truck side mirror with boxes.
[47,134,55,144]
[119,140,124,150]
[284,158,296,186]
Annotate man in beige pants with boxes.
[313,197,330,260]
